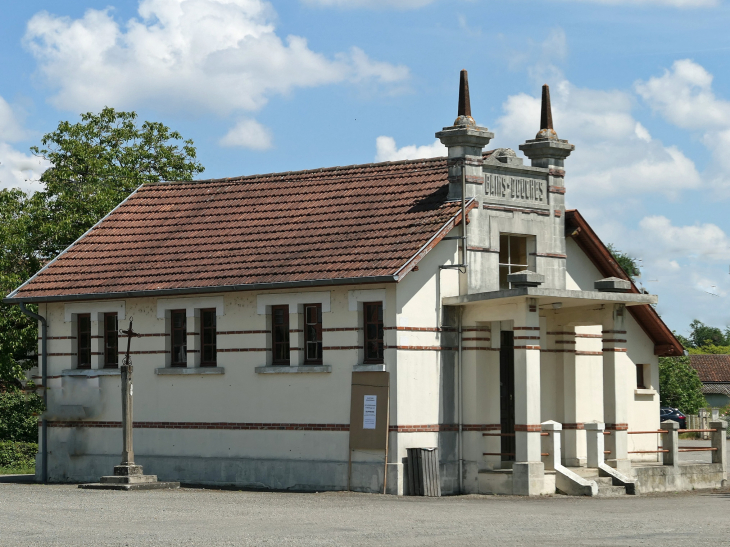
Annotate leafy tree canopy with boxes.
[0,108,204,388]
[606,243,640,280]
[658,356,707,414]
[685,319,730,349]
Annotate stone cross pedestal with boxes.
[80,319,179,491]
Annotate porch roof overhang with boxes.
[442,287,657,308]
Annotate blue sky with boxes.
[1,0,729,336]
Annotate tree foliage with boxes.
[659,356,707,414]
[606,243,640,280]
[686,319,730,349]
[0,392,45,442]
[0,108,204,389]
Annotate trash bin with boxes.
[406,447,441,497]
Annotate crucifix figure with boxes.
[119,318,141,470]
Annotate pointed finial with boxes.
[536,84,558,140]
[454,69,475,127]
[458,69,471,118]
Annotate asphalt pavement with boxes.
[2,480,730,546]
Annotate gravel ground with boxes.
[2,481,730,546]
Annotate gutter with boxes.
[19,303,47,484]
[3,275,399,305]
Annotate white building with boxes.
[6,72,689,496]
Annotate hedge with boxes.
[0,441,37,469]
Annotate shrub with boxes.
[0,441,37,469]
[0,391,44,442]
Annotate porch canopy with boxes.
[442,287,657,309]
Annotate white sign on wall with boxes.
[363,395,377,429]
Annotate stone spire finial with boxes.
[454,69,475,127]
[536,84,558,140]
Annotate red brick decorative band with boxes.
[603,339,627,343]
[514,424,543,432]
[322,327,360,332]
[605,423,629,431]
[554,210,562,217]
[129,350,169,355]
[555,340,576,344]
[514,326,540,331]
[548,169,566,178]
[463,327,492,332]
[289,329,303,333]
[322,346,362,350]
[218,348,268,352]
[48,353,75,356]
[39,336,76,340]
[562,423,585,430]
[576,351,603,356]
[576,334,603,339]
[540,349,575,353]
[218,330,271,335]
[603,348,628,353]
[532,253,567,259]
[47,421,350,431]
[384,326,457,332]
[602,330,627,334]
[547,331,575,336]
[548,186,566,195]
[91,335,103,339]
[513,345,540,350]
[482,205,550,216]
[515,336,540,340]
[390,424,500,433]
[122,333,169,338]
[462,347,498,351]
[387,345,458,351]
[467,246,498,253]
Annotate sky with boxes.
[1,0,729,337]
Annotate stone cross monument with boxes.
[80,318,179,490]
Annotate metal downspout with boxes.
[19,302,47,484]
[458,307,464,494]
[458,163,466,494]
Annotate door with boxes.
[500,331,516,462]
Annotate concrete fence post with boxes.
[541,421,562,471]
[660,420,679,467]
[710,420,727,481]
[585,422,605,468]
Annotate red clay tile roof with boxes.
[565,210,683,357]
[689,355,730,383]
[8,157,474,301]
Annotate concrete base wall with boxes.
[477,470,555,495]
[631,464,725,494]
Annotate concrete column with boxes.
[186,312,200,368]
[559,328,585,467]
[512,299,544,495]
[660,420,679,467]
[541,421,562,471]
[289,309,303,366]
[602,304,630,473]
[585,422,605,469]
[710,420,727,481]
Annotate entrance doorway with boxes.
[500,331,516,463]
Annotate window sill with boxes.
[634,388,656,396]
[62,369,120,377]
[255,365,332,374]
[155,367,225,375]
[354,364,386,372]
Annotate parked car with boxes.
[660,407,686,429]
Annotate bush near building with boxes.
[659,355,707,414]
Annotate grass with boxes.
[0,465,35,475]
[679,432,701,440]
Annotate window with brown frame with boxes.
[636,363,646,389]
[77,314,91,369]
[171,310,187,367]
[498,234,529,289]
[103,312,118,368]
[364,302,384,364]
[304,304,322,365]
[201,309,217,367]
[272,305,290,365]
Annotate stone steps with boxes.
[563,467,629,496]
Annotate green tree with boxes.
[659,356,707,413]
[687,319,730,349]
[606,243,640,280]
[1,107,204,394]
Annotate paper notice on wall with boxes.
[363,395,377,429]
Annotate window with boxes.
[304,304,323,364]
[499,235,528,289]
[364,302,384,363]
[171,310,187,367]
[104,312,118,368]
[77,314,91,369]
[201,309,217,367]
[636,363,646,389]
[272,305,290,365]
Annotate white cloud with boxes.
[638,216,730,261]
[494,80,701,200]
[0,97,29,142]
[636,59,730,194]
[302,0,436,8]
[24,0,409,118]
[374,136,445,162]
[563,0,717,5]
[0,142,49,193]
[219,118,273,150]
